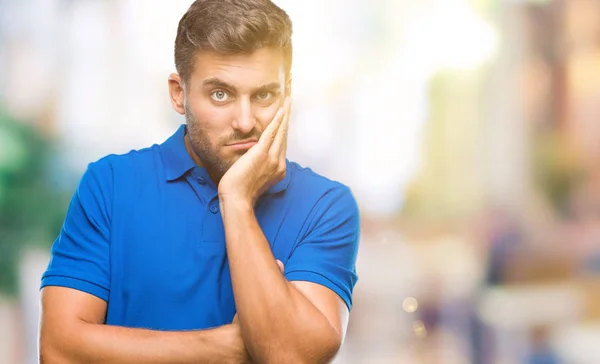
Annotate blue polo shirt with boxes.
[41,125,360,330]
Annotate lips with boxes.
[227,139,258,150]
[229,139,258,146]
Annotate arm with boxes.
[221,200,347,364]
[40,161,251,363]
[218,98,359,363]
[40,286,249,364]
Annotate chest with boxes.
[105,178,299,330]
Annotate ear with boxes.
[168,73,185,115]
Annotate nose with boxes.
[232,98,256,134]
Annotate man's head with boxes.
[168,0,293,181]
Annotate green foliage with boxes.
[532,131,584,216]
[0,109,71,295]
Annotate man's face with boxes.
[178,48,287,179]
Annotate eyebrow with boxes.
[202,78,281,93]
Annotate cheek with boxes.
[190,100,231,134]
[255,103,282,130]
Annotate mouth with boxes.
[227,139,258,150]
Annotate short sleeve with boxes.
[40,159,113,301]
[284,185,360,310]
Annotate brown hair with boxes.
[175,0,293,84]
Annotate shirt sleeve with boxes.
[284,185,360,310]
[40,158,113,301]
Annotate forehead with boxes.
[190,48,285,90]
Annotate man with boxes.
[39,1,360,363]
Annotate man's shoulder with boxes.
[87,144,162,177]
[285,161,360,241]
[286,160,356,205]
[287,161,348,189]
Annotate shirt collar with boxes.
[159,124,292,194]
[160,124,196,182]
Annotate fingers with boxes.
[276,259,284,273]
[270,98,291,160]
[258,98,288,149]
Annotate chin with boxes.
[228,155,243,165]
[231,150,248,159]
[213,149,246,173]
[220,154,242,169]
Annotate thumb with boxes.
[276,260,285,273]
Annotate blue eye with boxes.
[211,90,230,101]
[256,92,273,100]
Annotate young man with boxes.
[39,1,360,363]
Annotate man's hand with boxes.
[218,97,291,206]
[232,260,284,325]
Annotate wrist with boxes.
[221,324,251,364]
[218,194,254,213]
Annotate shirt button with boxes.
[196,176,206,185]
[209,203,219,214]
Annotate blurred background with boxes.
[1,0,600,363]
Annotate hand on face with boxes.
[218,97,291,206]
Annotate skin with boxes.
[169,48,289,185]
[40,286,252,364]
[39,47,349,364]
